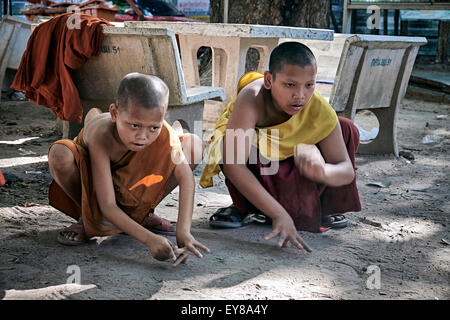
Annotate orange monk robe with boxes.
[48,121,185,238]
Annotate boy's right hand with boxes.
[145,234,178,262]
[264,213,312,253]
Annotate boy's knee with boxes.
[48,144,76,174]
[338,116,357,134]
[338,116,360,145]
[181,133,204,165]
[84,108,102,125]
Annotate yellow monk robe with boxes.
[200,72,338,188]
[48,120,184,238]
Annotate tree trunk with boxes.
[210,0,330,29]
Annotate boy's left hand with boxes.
[173,232,210,266]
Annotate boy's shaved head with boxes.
[116,72,169,110]
[269,42,316,78]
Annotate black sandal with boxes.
[321,214,348,229]
[209,206,267,229]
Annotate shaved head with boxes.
[116,73,169,110]
[269,42,316,78]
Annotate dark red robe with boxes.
[224,116,362,233]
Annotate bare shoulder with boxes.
[228,79,264,130]
[82,113,115,150]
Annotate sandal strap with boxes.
[322,214,345,222]
[242,213,267,225]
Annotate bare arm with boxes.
[320,121,355,186]
[222,95,279,217]
[295,121,354,187]
[171,157,210,266]
[173,161,195,236]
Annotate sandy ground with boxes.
[0,95,449,300]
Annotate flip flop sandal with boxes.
[9,91,26,101]
[321,214,348,229]
[57,223,88,246]
[241,213,268,225]
[209,206,267,229]
[209,206,246,228]
[144,216,176,236]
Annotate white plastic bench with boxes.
[63,26,225,138]
[0,16,32,100]
[123,21,334,131]
[287,34,427,157]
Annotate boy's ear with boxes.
[109,103,118,122]
[263,71,273,90]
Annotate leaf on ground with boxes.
[367,179,391,188]
[0,266,14,270]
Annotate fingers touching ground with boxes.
[173,247,189,267]
[172,241,211,267]
[264,229,312,253]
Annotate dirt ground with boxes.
[0,92,449,300]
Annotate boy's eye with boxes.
[307,83,315,88]
[286,83,295,87]
[131,124,139,129]
[150,126,160,132]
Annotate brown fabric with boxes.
[11,13,112,123]
[48,122,183,238]
[224,116,362,233]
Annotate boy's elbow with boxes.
[331,163,355,186]
[345,166,355,184]
[348,169,355,184]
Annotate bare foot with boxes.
[143,214,176,236]
[57,221,87,246]
[321,214,348,229]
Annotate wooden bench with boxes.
[0,16,32,100]
[288,33,427,156]
[62,26,226,139]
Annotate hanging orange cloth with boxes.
[11,13,112,123]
